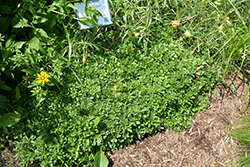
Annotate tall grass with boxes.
[230,109,250,167]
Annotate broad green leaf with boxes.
[67,3,77,10]
[2,126,8,133]
[0,81,12,91]
[0,5,13,14]
[15,86,21,101]
[0,94,9,109]
[93,9,102,18]
[0,16,9,33]
[29,37,40,50]
[39,45,46,55]
[85,5,92,17]
[2,50,13,60]
[0,113,21,127]
[92,17,98,30]
[79,17,93,26]
[50,16,57,28]
[94,151,109,167]
[13,41,26,49]
[21,68,36,76]
[13,22,24,28]
[33,15,48,24]
[37,28,49,39]
[5,39,12,48]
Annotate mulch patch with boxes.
[108,75,249,167]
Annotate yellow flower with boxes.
[22,76,30,81]
[115,93,120,97]
[172,20,179,28]
[184,31,191,37]
[112,85,118,90]
[134,32,140,37]
[36,71,50,84]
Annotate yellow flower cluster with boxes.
[36,71,50,84]
[113,85,122,97]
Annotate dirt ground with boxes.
[1,74,249,167]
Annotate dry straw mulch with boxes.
[108,75,249,167]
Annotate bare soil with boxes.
[1,74,249,167]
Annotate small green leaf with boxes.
[92,17,98,30]
[13,41,26,49]
[13,18,31,28]
[93,117,100,126]
[67,3,77,10]
[85,1,91,17]
[5,39,12,48]
[39,44,46,55]
[33,15,48,24]
[94,151,109,167]
[93,9,102,18]
[37,28,49,39]
[78,17,93,26]
[29,37,40,50]
[0,113,21,128]
[13,22,23,28]
[21,68,36,76]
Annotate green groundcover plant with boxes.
[11,39,216,166]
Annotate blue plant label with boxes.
[75,0,113,30]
